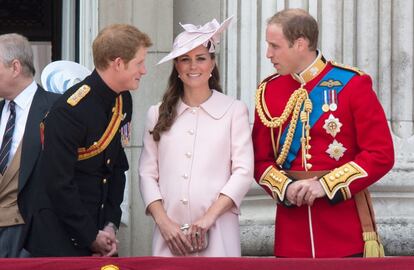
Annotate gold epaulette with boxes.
[67,85,91,106]
[259,165,292,201]
[319,161,368,199]
[77,95,123,160]
[330,61,365,76]
[258,72,280,87]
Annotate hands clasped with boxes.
[285,177,326,207]
[90,227,119,257]
[158,218,211,256]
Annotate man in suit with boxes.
[25,24,152,257]
[0,33,60,257]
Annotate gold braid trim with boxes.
[330,61,365,76]
[259,166,292,201]
[78,96,123,160]
[319,161,368,199]
[255,80,312,168]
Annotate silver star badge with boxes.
[326,140,347,161]
[323,114,342,137]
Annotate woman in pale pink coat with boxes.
[139,17,253,257]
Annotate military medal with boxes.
[326,139,347,161]
[323,114,342,137]
[120,122,131,147]
[322,90,330,112]
[329,89,337,111]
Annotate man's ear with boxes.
[111,57,123,71]
[11,59,22,76]
[294,37,310,52]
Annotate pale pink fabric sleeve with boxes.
[138,105,163,214]
[219,101,254,212]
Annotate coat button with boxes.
[14,218,19,223]
[106,158,111,165]
[181,198,188,205]
[103,178,107,184]
[101,204,104,209]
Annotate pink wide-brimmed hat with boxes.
[157,16,234,65]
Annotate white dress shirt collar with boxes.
[0,80,38,166]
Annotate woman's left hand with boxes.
[188,214,215,251]
[187,194,235,252]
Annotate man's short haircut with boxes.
[0,33,35,77]
[268,8,319,51]
[93,24,152,70]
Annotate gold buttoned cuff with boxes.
[259,165,292,201]
[319,161,368,200]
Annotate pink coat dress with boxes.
[139,90,254,257]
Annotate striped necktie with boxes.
[0,100,16,174]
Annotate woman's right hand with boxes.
[147,200,193,256]
[158,218,193,256]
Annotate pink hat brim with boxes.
[157,16,233,65]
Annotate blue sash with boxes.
[279,67,356,169]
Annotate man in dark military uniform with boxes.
[24,24,152,257]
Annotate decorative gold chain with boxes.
[256,81,301,128]
[276,91,307,166]
[256,81,312,169]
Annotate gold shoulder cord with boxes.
[330,61,365,76]
[255,80,313,170]
[77,95,123,160]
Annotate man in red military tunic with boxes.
[252,8,394,258]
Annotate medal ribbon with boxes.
[279,67,356,169]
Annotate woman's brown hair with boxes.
[151,51,222,141]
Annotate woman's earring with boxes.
[178,75,181,78]
[209,74,212,78]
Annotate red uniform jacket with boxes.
[252,58,394,258]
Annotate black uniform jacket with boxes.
[25,70,132,257]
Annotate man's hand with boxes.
[286,177,325,206]
[103,223,119,256]
[90,230,115,256]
